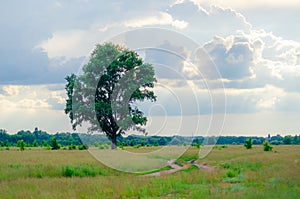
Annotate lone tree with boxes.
[244,138,252,149]
[65,43,156,149]
[263,141,273,151]
[50,137,60,150]
[17,140,25,151]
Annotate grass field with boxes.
[0,145,299,198]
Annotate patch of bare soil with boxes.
[144,159,214,176]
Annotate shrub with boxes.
[50,137,60,150]
[68,144,76,150]
[133,144,141,149]
[33,140,38,147]
[78,144,88,150]
[220,162,231,169]
[62,166,102,177]
[17,140,25,151]
[244,138,252,149]
[226,170,237,178]
[63,166,78,177]
[263,141,273,151]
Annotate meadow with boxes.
[0,145,299,198]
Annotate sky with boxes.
[0,0,300,136]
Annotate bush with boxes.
[17,140,25,151]
[244,138,252,149]
[63,166,78,177]
[62,166,102,177]
[263,141,273,151]
[78,144,88,150]
[220,162,231,169]
[50,137,60,150]
[226,170,237,178]
[133,144,141,149]
[68,144,76,150]
[33,140,38,147]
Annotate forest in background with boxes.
[0,127,299,148]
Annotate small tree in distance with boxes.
[17,140,25,151]
[244,138,252,149]
[50,137,60,150]
[263,141,273,151]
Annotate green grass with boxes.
[0,145,299,198]
[135,165,173,175]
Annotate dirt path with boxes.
[144,159,214,176]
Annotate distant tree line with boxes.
[0,128,83,149]
[0,128,299,149]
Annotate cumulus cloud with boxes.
[0,85,29,96]
[189,29,300,91]
[196,35,253,80]
[184,0,300,9]
[124,12,188,29]
[0,85,66,111]
[168,1,251,42]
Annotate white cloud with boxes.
[18,99,51,110]
[0,85,29,96]
[2,0,300,135]
[224,84,286,113]
[124,12,188,29]
[197,35,253,80]
[192,29,300,92]
[188,0,300,9]
[0,84,67,111]
[36,29,93,60]
[36,1,252,61]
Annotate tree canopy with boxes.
[65,43,157,149]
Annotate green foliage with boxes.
[133,144,141,149]
[50,137,60,150]
[33,140,38,147]
[62,166,103,177]
[68,144,76,150]
[226,170,238,178]
[78,145,88,150]
[195,138,201,148]
[17,140,25,151]
[0,128,299,148]
[244,138,253,149]
[130,140,135,146]
[64,43,157,149]
[220,162,231,169]
[263,141,273,151]
[283,135,292,144]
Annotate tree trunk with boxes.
[111,135,117,150]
